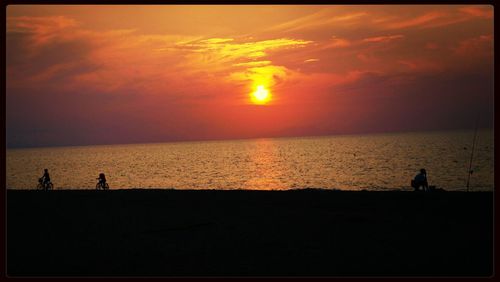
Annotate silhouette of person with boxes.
[41,168,51,185]
[412,168,429,192]
[97,173,107,187]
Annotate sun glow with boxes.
[251,85,271,105]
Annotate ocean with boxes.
[6,129,494,191]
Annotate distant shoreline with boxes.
[7,189,493,276]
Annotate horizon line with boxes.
[6,126,493,150]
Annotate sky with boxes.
[6,5,494,148]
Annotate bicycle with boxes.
[37,178,54,191]
[96,179,110,190]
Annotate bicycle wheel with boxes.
[104,183,109,190]
[48,183,54,190]
[96,183,101,190]
[36,183,44,190]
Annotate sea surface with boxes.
[6,129,494,191]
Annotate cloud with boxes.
[7,17,195,97]
[397,59,443,73]
[7,14,317,109]
[7,16,80,46]
[200,38,235,44]
[177,37,312,64]
[288,70,390,96]
[385,11,446,29]
[265,9,330,33]
[174,37,313,96]
[322,37,351,49]
[7,15,79,32]
[304,59,319,63]
[454,34,493,57]
[229,65,289,88]
[362,34,404,43]
[233,61,271,67]
[356,52,380,64]
[267,9,367,33]
[380,7,490,31]
[7,29,100,88]
[459,6,493,19]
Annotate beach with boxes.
[7,189,493,277]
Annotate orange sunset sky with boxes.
[6,5,494,148]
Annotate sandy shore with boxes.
[7,189,493,277]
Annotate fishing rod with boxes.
[466,114,479,192]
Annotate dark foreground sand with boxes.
[7,189,493,277]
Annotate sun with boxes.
[250,85,271,105]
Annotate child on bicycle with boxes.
[41,168,51,185]
[97,173,107,187]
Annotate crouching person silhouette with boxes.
[411,168,429,192]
